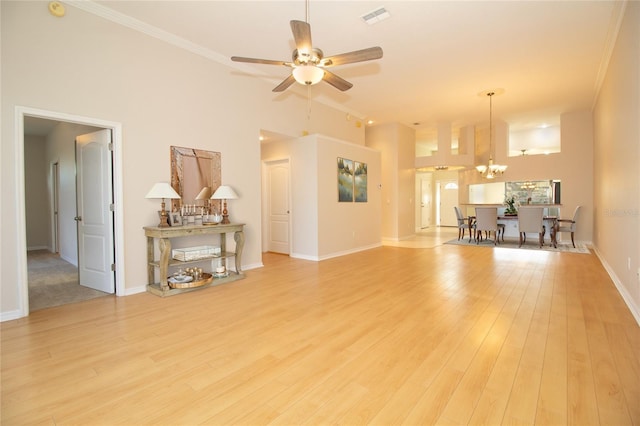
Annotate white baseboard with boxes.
[59,253,78,267]
[27,246,49,251]
[382,234,415,243]
[124,285,147,296]
[242,262,264,271]
[0,309,23,322]
[592,246,640,327]
[291,243,382,262]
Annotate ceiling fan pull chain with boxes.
[307,85,312,121]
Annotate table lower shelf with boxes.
[147,271,245,297]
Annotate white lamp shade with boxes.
[292,65,324,85]
[195,186,212,200]
[211,185,239,200]
[145,182,181,199]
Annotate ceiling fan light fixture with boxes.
[293,65,324,85]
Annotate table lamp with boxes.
[211,185,238,224]
[145,182,181,227]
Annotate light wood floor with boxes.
[2,243,639,425]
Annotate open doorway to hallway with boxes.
[21,113,121,313]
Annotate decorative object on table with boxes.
[203,211,223,225]
[504,195,518,215]
[214,258,228,278]
[169,269,192,284]
[168,211,183,227]
[170,145,221,213]
[195,186,212,214]
[211,185,239,224]
[338,157,354,202]
[168,272,212,289]
[172,245,221,261]
[146,182,181,227]
[475,90,507,179]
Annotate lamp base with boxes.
[221,200,230,224]
[158,210,170,227]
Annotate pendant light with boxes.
[476,91,507,179]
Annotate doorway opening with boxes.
[436,180,459,227]
[259,129,294,258]
[262,158,291,255]
[16,107,125,317]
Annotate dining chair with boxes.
[454,206,473,241]
[475,207,500,245]
[517,206,545,248]
[556,206,581,248]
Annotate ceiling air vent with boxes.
[361,7,390,25]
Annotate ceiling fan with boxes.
[231,8,383,93]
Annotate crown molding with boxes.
[67,1,231,66]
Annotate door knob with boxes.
[74,216,82,221]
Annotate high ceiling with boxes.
[73,1,622,149]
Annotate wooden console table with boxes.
[143,223,245,296]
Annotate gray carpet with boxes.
[445,237,590,254]
[28,250,111,311]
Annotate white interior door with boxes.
[51,161,60,253]
[267,160,290,254]
[76,129,115,293]
[421,178,432,228]
[438,180,459,227]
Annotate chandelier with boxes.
[476,91,507,179]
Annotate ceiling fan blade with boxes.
[231,56,289,66]
[290,20,312,52]
[320,47,383,67]
[322,70,353,92]
[273,74,296,92]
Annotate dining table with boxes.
[467,214,558,247]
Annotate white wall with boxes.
[261,134,382,260]
[1,2,365,319]
[366,123,416,241]
[317,135,382,259]
[24,136,49,250]
[593,1,640,323]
